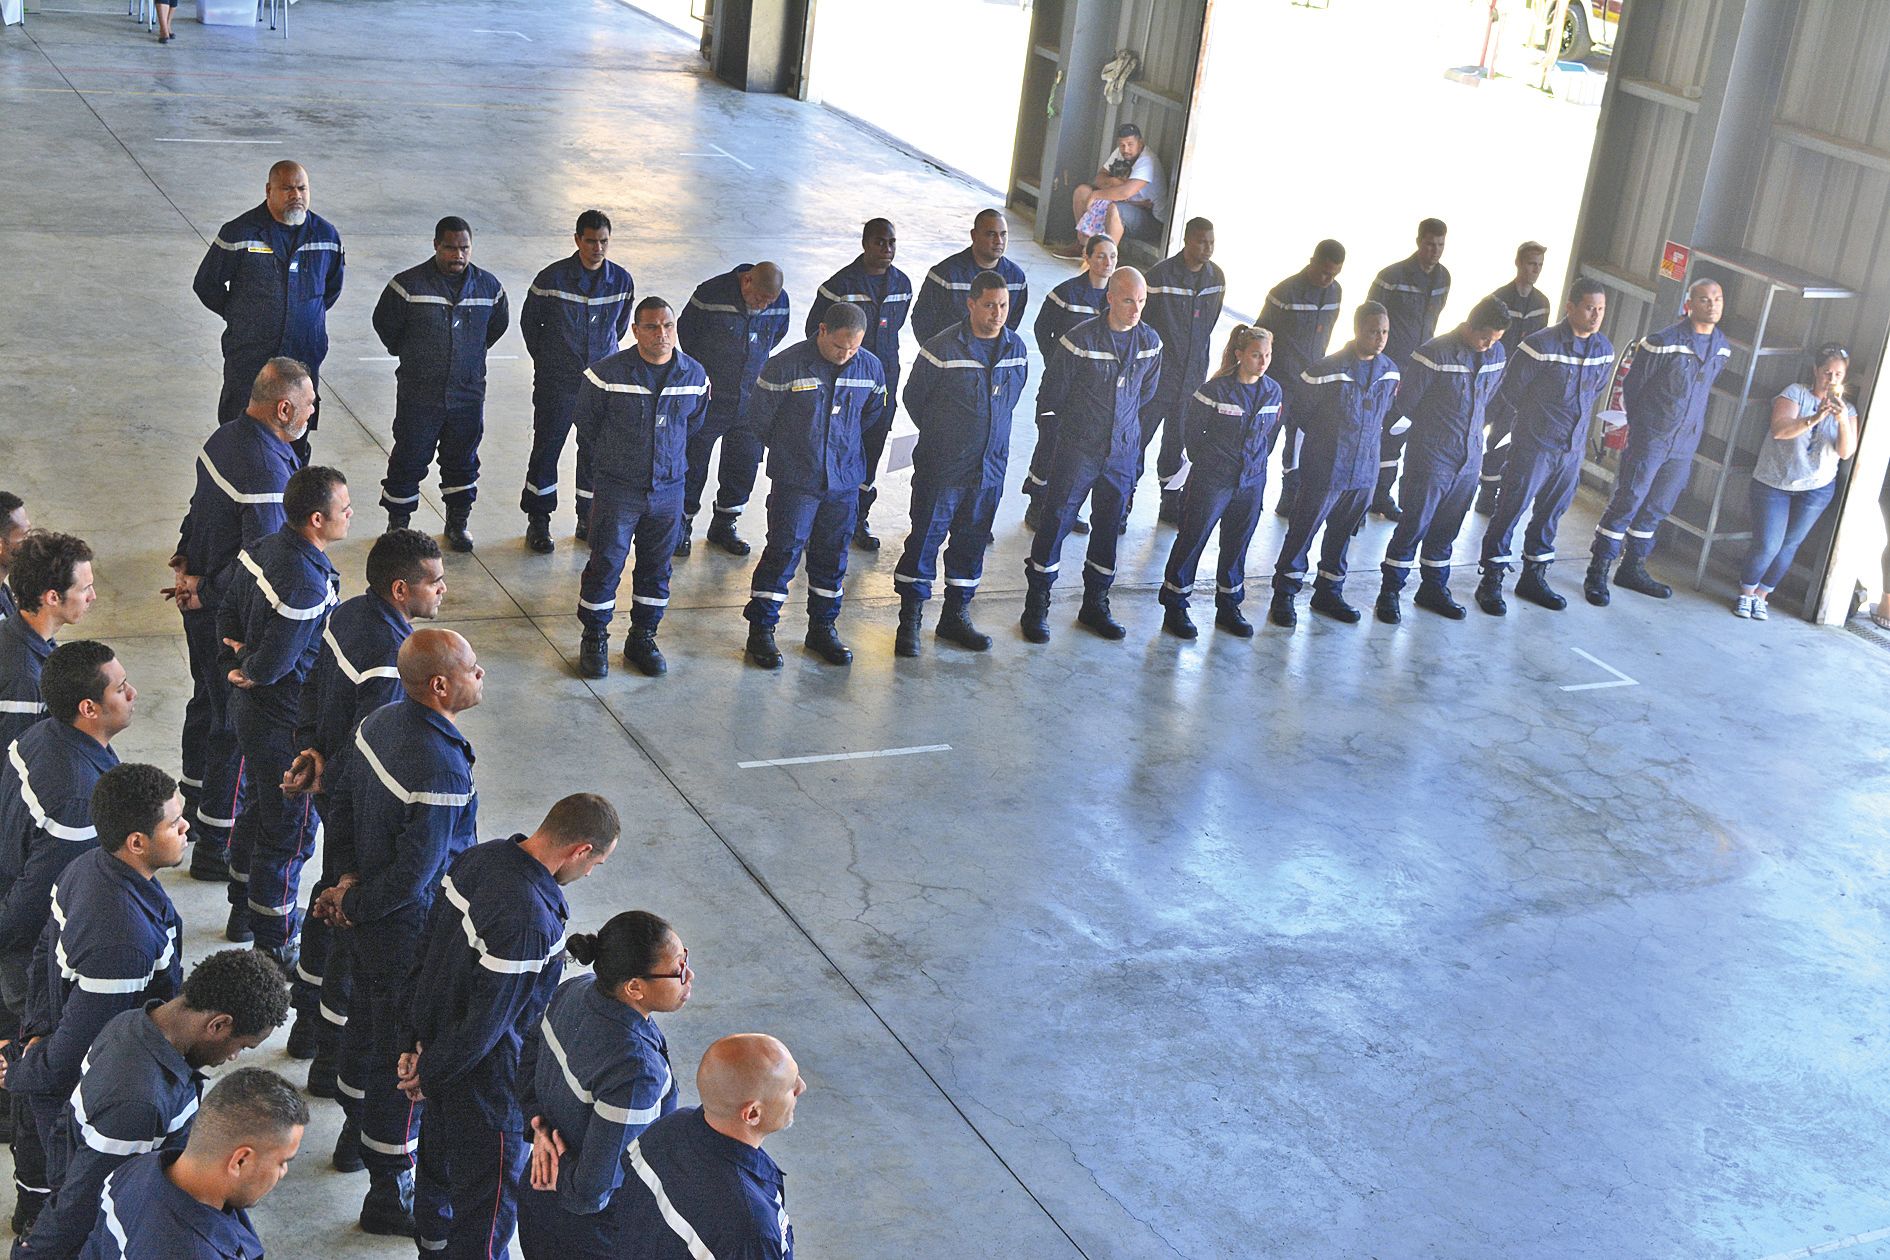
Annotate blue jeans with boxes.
[1742,479,1835,589]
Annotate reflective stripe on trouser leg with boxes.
[180,608,238,855]
[940,480,1001,601]
[231,696,319,949]
[1416,461,1480,588]
[1273,483,1349,596]
[413,1106,451,1254]
[1213,481,1266,607]
[576,490,637,633]
[350,975,422,1175]
[743,488,819,627]
[858,415,893,518]
[628,494,684,630]
[804,492,857,623]
[1024,404,1061,490]
[1082,475,1130,596]
[436,403,486,514]
[711,414,766,516]
[895,479,963,604]
[1521,446,1586,566]
[1313,487,1372,593]
[520,381,580,515]
[1479,441,1548,567]
[382,400,450,513]
[317,928,354,1056]
[1592,440,1657,562]
[682,404,740,519]
[1149,391,1188,483]
[1624,446,1695,562]
[1162,480,1236,608]
[1027,447,1108,591]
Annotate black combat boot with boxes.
[623,630,666,677]
[935,592,991,651]
[577,631,609,679]
[804,621,852,665]
[1076,590,1126,639]
[525,514,554,554]
[1583,556,1613,607]
[895,593,924,658]
[1475,565,1508,616]
[707,511,749,556]
[1020,587,1052,643]
[1614,555,1673,599]
[745,625,782,670]
[1515,560,1567,611]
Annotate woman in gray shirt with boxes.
[1736,344,1860,619]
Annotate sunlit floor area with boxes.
[4,2,1890,1257]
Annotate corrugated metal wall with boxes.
[1568,0,1890,615]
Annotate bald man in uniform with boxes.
[611,1034,804,1259]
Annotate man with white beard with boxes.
[193,161,347,455]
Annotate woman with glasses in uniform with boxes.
[516,911,694,1259]
[1736,344,1860,620]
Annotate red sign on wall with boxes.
[1659,241,1690,282]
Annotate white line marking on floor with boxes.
[473,27,532,40]
[1755,1224,1890,1260]
[679,142,754,171]
[738,744,950,769]
[154,137,281,144]
[1560,646,1639,692]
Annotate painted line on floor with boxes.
[1755,1225,1890,1260]
[1559,646,1639,692]
[679,142,754,171]
[473,27,532,40]
[738,744,950,770]
[154,137,281,145]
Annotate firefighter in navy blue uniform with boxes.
[1585,279,1731,605]
[0,533,97,752]
[11,764,186,1216]
[1268,303,1401,628]
[1375,299,1511,624]
[1263,240,1346,519]
[611,1034,803,1260]
[279,529,443,1102]
[740,304,889,670]
[804,219,914,550]
[911,209,1029,345]
[574,299,711,681]
[1022,235,1115,529]
[0,495,30,626]
[1477,242,1552,514]
[310,629,480,1238]
[18,949,289,1260]
[519,211,636,553]
[1020,268,1163,644]
[76,1069,306,1260]
[1139,218,1227,522]
[1475,279,1616,614]
[675,262,791,558]
[372,216,511,553]
[1367,219,1451,520]
[403,798,618,1260]
[516,911,690,1260]
[170,361,308,882]
[213,468,348,961]
[191,163,344,440]
[1157,325,1283,640]
[891,272,1030,657]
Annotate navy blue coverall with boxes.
[1368,254,1451,503]
[1025,317,1164,600]
[1271,348,1401,598]
[677,265,791,525]
[574,349,711,639]
[1262,270,1343,509]
[614,1108,793,1260]
[1139,254,1227,488]
[17,1001,203,1260]
[192,203,345,426]
[78,1152,261,1260]
[330,698,477,1182]
[910,247,1027,345]
[805,258,913,526]
[892,323,1030,605]
[1159,374,1283,612]
[516,975,679,1259]
[518,254,635,521]
[407,836,569,1258]
[174,416,298,868]
[0,618,53,751]
[1022,274,1109,495]
[1590,320,1731,565]
[372,260,510,520]
[289,590,411,1061]
[1479,280,1551,499]
[216,528,339,949]
[1380,332,1507,592]
[1478,322,1617,571]
[741,341,888,630]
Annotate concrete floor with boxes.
[5,3,1890,1258]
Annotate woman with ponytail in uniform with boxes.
[1156,325,1283,639]
[516,911,694,1259]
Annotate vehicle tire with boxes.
[1557,4,1594,61]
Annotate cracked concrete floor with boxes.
[5,1,1890,1257]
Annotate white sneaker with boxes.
[1733,595,1754,618]
[1751,597,1769,621]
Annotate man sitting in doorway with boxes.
[1063,123,1166,253]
